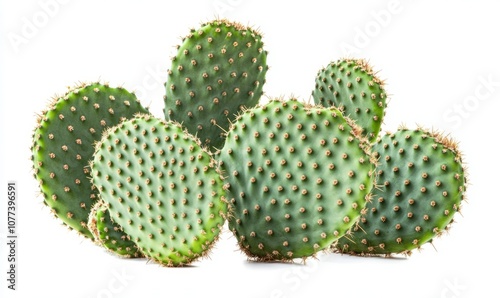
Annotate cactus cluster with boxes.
[31,18,467,266]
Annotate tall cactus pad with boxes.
[312,58,387,142]
[164,19,268,151]
[31,82,148,238]
[91,115,227,266]
[88,200,143,258]
[220,99,375,261]
[335,127,466,255]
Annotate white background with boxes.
[1,0,499,297]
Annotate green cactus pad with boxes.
[164,18,268,151]
[219,99,376,261]
[312,58,387,142]
[31,82,148,238]
[88,200,144,258]
[91,115,227,266]
[334,127,466,255]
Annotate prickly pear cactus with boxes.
[312,58,387,142]
[334,127,467,255]
[219,99,376,261]
[164,18,268,151]
[88,200,143,258]
[31,82,148,238]
[91,114,227,266]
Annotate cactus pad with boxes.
[31,82,148,238]
[219,99,376,261]
[312,58,387,142]
[335,127,466,255]
[88,200,143,258]
[164,18,268,151]
[91,115,227,266]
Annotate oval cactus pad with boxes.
[164,18,268,151]
[88,200,144,258]
[313,58,387,142]
[31,82,148,238]
[335,127,466,255]
[91,115,227,266]
[220,99,375,261]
